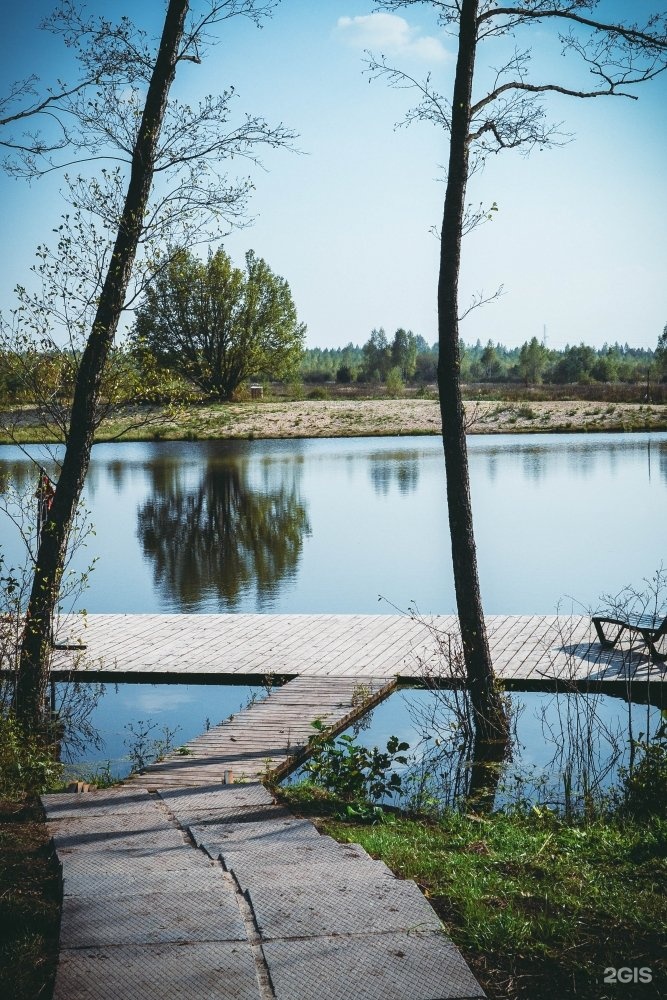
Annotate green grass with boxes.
[278,784,666,999]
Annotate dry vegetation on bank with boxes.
[1,397,667,445]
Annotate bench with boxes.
[592,611,667,663]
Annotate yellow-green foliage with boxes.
[0,715,62,799]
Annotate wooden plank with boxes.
[125,674,395,788]
[10,613,667,688]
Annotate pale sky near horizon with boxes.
[0,1,665,352]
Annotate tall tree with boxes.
[362,328,391,381]
[133,246,305,398]
[519,336,549,385]
[656,324,667,381]
[371,1,667,742]
[7,0,294,730]
[390,328,418,378]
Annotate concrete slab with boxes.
[221,837,373,876]
[263,931,486,1000]
[229,857,393,892]
[167,804,291,829]
[53,942,260,1000]
[158,783,274,812]
[190,816,320,852]
[58,846,213,881]
[59,888,247,947]
[47,809,174,842]
[52,824,187,854]
[62,866,228,899]
[42,788,155,818]
[249,880,442,940]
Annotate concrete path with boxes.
[43,783,485,999]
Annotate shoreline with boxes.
[1,397,666,445]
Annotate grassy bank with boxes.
[2,397,667,445]
[279,784,666,1000]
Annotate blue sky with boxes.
[1,1,666,352]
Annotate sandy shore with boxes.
[2,397,666,444]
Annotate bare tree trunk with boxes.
[437,0,507,743]
[14,0,190,731]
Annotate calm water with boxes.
[290,686,663,812]
[3,431,664,802]
[64,677,660,807]
[1,432,666,615]
[58,681,258,780]
[54,676,661,804]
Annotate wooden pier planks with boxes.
[128,675,397,788]
[38,612,666,687]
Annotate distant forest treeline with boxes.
[301,328,666,386]
[2,327,665,409]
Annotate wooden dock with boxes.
[44,612,667,689]
[129,675,396,788]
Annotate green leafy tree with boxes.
[133,247,305,399]
[390,328,418,379]
[480,340,501,379]
[385,365,405,395]
[518,337,549,385]
[551,344,597,383]
[656,324,667,381]
[362,328,391,382]
[590,351,619,383]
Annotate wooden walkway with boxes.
[44,613,667,688]
[129,676,396,788]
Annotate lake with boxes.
[2,431,665,805]
[1,431,666,616]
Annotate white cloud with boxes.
[336,13,448,62]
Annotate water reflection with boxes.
[136,454,311,610]
[659,440,667,484]
[336,684,663,815]
[368,450,420,496]
[473,434,667,485]
[1,432,666,615]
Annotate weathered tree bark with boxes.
[14,0,190,731]
[437,0,508,743]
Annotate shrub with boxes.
[231,383,251,402]
[385,366,404,396]
[302,721,409,803]
[620,739,667,819]
[0,714,62,799]
[307,387,329,400]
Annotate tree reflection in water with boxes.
[368,451,420,496]
[137,455,310,609]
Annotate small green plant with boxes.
[61,760,116,788]
[351,682,372,708]
[302,720,409,803]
